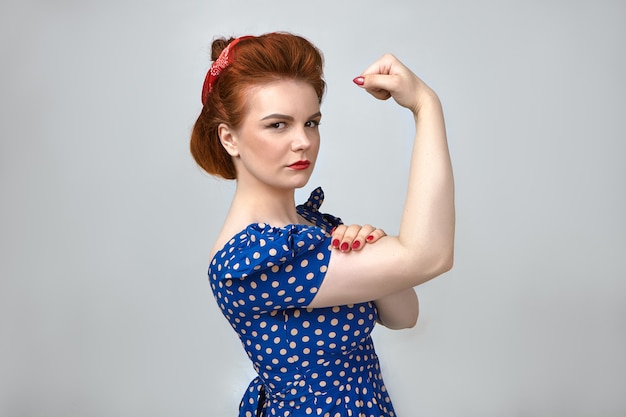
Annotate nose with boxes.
[291,126,312,151]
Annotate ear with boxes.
[218,123,239,157]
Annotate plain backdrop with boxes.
[1,0,625,416]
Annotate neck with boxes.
[228,180,301,227]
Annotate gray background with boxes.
[1,0,625,416]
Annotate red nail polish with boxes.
[332,239,340,248]
[340,242,349,251]
[353,76,364,86]
[366,235,374,242]
[330,227,336,234]
[352,241,361,249]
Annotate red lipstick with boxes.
[288,160,310,170]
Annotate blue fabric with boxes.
[209,187,397,417]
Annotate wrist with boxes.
[412,91,441,121]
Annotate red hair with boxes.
[190,32,326,179]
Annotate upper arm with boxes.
[308,235,451,309]
[209,224,331,316]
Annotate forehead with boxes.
[244,80,320,117]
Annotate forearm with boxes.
[375,288,419,329]
[398,92,455,274]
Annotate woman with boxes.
[191,32,454,417]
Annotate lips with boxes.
[288,160,311,170]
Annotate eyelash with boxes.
[267,120,321,129]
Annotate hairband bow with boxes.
[201,36,254,105]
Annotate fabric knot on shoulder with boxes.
[211,223,329,281]
[297,187,342,231]
[301,187,325,212]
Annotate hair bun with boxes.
[211,37,235,61]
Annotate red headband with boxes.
[201,36,254,105]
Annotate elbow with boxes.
[389,311,419,330]
[404,312,419,329]
[419,250,454,282]
[400,309,419,329]
[380,314,418,330]
[377,290,419,330]
[433,245,454,276]
[404,299,419,329]
[403,243,454,284]
[440,251,454,274]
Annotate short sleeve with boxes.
[209,223,331,316]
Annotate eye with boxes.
[269,122,286,129]
[305,120,321,128]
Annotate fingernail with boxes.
[352,241,361,249]
[332,239,340,248]
[330,227,336,234]
[340,242,349,251]
[366,235,374,242]
[353,76,364,86]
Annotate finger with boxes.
[353,54,395,94]
[367,86,392,101]
[330,224,347,249]
[350,224,377,251]
[360,53,401,77]
[353,74,393,101]
[358,54,405,92]
[331,224,387,252]
[360,73,400,101]
[331,224,364,252]
[365,228,387,244]
[339,224,363,252]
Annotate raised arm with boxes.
[309,54,455,310]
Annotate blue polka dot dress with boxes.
[209,188,397,417]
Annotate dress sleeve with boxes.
[209,223,331,316]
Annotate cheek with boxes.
[311,134,321,154]
[242,134,271,156]
[249,141,286,162]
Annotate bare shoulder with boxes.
[208,221,250,262]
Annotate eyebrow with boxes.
[260,112,322,121]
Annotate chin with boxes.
[288,173,313,188]
[288,179,309,190]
